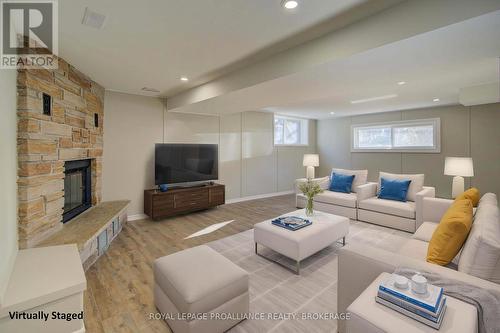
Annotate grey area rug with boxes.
[205,218,412,333]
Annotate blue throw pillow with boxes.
[378,177,412,202]
[329,173,355,193]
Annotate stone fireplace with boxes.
[17,57,104,248]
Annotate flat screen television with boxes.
[155,143,218,185]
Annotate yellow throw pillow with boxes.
[456,187,480,207]
[427,199,473,265]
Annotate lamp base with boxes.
[451,176,465,199]
[306,166,315,180]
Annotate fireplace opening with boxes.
[63,159,92,223]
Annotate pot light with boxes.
[397,81,406,85]
[433,98,440,102]
[180,77,189,82]
[330,112,335,115]
[351,94,398,104]
[281,0,298,9]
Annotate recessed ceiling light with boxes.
[180,77,189,82]
[330,112,335,115]
[351,94,398,104]
[397,81,406,85]
[433,98,440,102]
[281,0,298,9]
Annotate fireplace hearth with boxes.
[63,159,92,223]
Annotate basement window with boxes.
[351,118,440,153]
[274,115,308,146]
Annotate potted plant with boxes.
[298,180,324,216]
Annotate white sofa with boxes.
[295,169,369,219]
[296,171,435,232]
[356,172,435,233]
[337,193,500,333]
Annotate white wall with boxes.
[103,92,316,216]
[0,69,18,304]
[241,112,277,196]
[102,92,164,216]
[163,112,220,144]
[219,113,242,199]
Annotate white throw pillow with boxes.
[378,172,424,202]
[331,168,368,193]
[458,199,500,283]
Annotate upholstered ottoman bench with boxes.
[254,209,349,274]
[153,245,249,333]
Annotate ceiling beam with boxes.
[166,0,500,112]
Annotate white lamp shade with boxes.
[303,154,319,167]
[444,157,474,177]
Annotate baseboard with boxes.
[226,190,295,204]
[127,213,148,221]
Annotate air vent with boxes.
[141,87,160,93]
[82,8,106,29]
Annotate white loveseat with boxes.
[295,169,370,219]
[356,172,435,233]
[337,193,500,333]
[296,171,435,232]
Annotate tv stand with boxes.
[144,183,225,220]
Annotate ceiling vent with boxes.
[82,8,106,29]
[141,87,160,93]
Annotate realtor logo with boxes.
[1,0,58,69]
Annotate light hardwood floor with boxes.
[84,194,297,333]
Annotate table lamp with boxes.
[303,154,319,180]
[444,157,474,198]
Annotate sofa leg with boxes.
[342,237,346,246]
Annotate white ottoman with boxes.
[254,209,349,274]
[154,245,249,333]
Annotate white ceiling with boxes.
[265,10,500,119]
[170,10,500,118]
[58,0,371,96]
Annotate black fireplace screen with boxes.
[63,159,92,223]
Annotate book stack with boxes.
[376,274,447,330]
[271,216,312,231]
